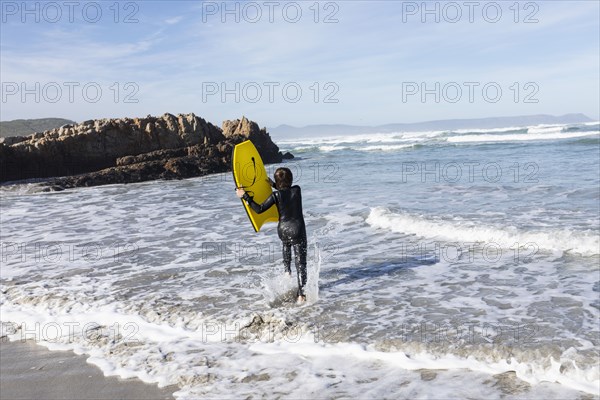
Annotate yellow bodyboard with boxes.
[232,140,279,232]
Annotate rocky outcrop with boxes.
[0,113,287,189]
[222,116,281,164]
[0,136,29,146]
[46,143,235,190]
[0,113,224,182]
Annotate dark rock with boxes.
[116,148,189,166]
[8,114,291,190]
[1,113,224,182]
[282,152,294,159]
[222,116,282,164]
[0,136,29,146]
[41,185,65,192]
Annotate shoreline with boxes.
[0,339,177,400]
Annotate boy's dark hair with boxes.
[274,168,293,190]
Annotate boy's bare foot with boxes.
[296,295,306,304]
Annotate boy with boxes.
[236,167,308,303]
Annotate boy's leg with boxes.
[293,240,308,297]
[282,242,292,275]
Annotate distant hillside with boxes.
[270,114,595,138]
[0,118,76,137]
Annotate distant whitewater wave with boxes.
[448,122,599,143]
[279,122,598,151]
[526,124,568,134]
[277,130,445,147]
[448,130,599,143]
[366,207,600,255]
[453,126,529,134]
[360,144,415,151]
[291,144,416,152]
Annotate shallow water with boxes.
[1,122,599,398]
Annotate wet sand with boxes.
[0,340,177,400]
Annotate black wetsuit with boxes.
[242,186,307,296]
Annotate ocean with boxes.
[1,121,599,399]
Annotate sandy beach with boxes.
[0,340,176,400]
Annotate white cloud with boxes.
[165,16,184,25]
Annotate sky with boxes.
[1,0,599,127]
